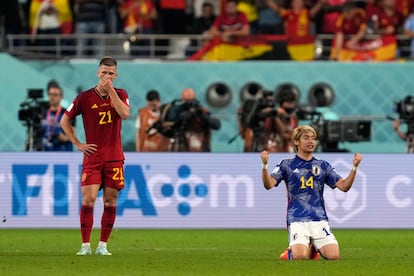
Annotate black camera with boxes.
[395,95,414,121]
[18,89,49,124]
[18,89,49,151]
[239,90,277,129]
[151,99,220,138]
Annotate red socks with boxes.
[80,205,94,243]
[100,206,116,242]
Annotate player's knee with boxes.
[291,249,308,260]
[322,251,340,260]
[82,196,97,206]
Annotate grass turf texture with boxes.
[0,229,413,275]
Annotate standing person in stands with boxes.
[60,56,130,256]
[207,0,250,42]
[266,0,325,38]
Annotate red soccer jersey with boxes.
[335,9,367,35]
[65,88,129,163]
[376,8,403,34]
[281,9,312,38]
[159,0,186,9]
[213,11,249,32]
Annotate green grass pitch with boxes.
[1,229,413,275]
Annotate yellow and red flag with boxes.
[189,35,315,61]
[330,35,397,61]
[29,0,73,34]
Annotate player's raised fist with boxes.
[261,150,269,165]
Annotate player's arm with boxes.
[261,150,278,190]
[107,88,130,119]
[335,153,362,192]
[60,114,97,155]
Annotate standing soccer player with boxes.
[261,125,362,260]
[60,56,130,256]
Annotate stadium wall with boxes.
[1,53,413,152]
[1,152,413,229]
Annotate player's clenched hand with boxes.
[353,152,362,168]
[77,143,98,156]
[261,150,269,165]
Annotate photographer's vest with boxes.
[138,107,170,152]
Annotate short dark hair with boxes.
[278,89,297,104]
[99,56,117,67]
[146,90,160,101]
[47,80,63,95]
[47,80,60,91]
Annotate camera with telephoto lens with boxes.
[18,89,49,125]
[239,90,277,130]
[394,95,414,135]
[150,99,220,138]
[18,89,49,151]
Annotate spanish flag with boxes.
[189,35,315,61]
[29,0,73,34]
[331,35,397,61]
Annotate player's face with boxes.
[296,131,317,153]
[97,65,117,85]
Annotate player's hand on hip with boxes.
[353,152,362,167]
[77,143,98,156]
[261,150,269,165]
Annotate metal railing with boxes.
[5,33,414,60]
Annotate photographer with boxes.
[238,90,285,152]
[392,95,414,153]
[152,88,221,152]
[135,90,170,152]
[275,89,299,152]
[41,81,75,151]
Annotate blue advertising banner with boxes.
[0,153,412,229]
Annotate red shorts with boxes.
[81,161,125,190]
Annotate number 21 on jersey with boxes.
[99,110,113,125]
[300,176,314,189]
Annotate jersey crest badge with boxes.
[312,165,321,176]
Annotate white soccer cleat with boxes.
[76,244,92,256]
[95,245,112,256]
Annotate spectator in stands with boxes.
[41,80,76,151]
[193,2,217,35]
[330,2,367,60]
[396,0,413,21]
[255,0,284,34]
[206,0,250,42]
[135,90,170,151]
[119,0,157,34]
[237,0,259,33]
[30,0,62,54]
[74,0,108,58]
[186,1,217,56]
[119,0,157,56]
[266,0,326,38]
[403,5,414,58]
[370,0,403,35]
[320,0,348,34]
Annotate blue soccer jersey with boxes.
[270,155,342,225]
